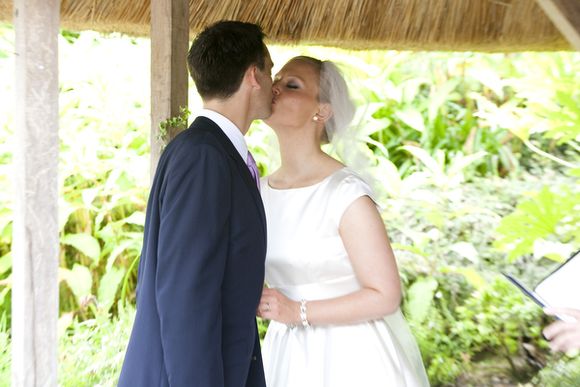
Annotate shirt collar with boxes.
[198,108,248,161]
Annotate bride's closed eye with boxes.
[284,76,304,89]
[273,74,303,90]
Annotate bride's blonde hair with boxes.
[291,56,356,144]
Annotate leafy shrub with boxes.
[494,181,580,262]
[57,305,135,386]
[360,52,520,178]
[534,355,580,387]
[406,276,544,385]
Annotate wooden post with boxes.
[12,0,60,386]
[150,0,189,175]
[536,0,580,50]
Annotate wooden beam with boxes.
[12,0,60,385]
[150,0,189,175]
[536,0,580,50]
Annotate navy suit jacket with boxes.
[118,117,267,387]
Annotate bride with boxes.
[256,56,429,387]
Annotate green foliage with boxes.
[455,278,543,358]
[57,121,147,319]
[494,183,580,262]
[53,31,150,321]
[158,106,191,148]
[534,355,580,387]
[0,23,12,328]
[405,276,438,324]
[0,314,9,384]
[257,317,269,340]
[511,53,580,146]
[60,29,81,45]
[400,145,487,188]
[388,171,577,385]
[359,52,521,178]
[56,305,135,386]
[407,277,544,385]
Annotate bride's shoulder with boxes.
[326,167,375,201]
[329,167,367,186]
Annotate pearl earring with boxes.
[313,116,319,121]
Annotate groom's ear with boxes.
[316,103,333,123]
[245,65,261,89]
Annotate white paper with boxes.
[535,251,580,310]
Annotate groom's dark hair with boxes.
[188,20,268,100]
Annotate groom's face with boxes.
[253,50,274,120]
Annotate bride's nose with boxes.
[272,84,281,96]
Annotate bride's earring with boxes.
[313,116,319,121]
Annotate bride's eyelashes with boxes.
[273,74,302,90]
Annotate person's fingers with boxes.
[548,328,580,352]
[261,288,271,296]
[261,287,278,297]
[257,300,273,319]
[259,292,273,305]
[544,307,580,320]
[257,290,298,324]
[261,301,271,312]
[264,288,289,305]
[543,320,567,340]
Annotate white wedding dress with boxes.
[260,168,430,387]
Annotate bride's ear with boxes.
[314,103,333,123]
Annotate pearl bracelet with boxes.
[299,299,310,327]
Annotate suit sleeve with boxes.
[156,143,230,386]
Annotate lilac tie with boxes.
[246,151,260,191]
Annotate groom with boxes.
[118,21,273,386]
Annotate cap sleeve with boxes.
[329,170,377,227]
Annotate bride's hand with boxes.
[257,288,300,325]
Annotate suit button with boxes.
[252,356,257,361]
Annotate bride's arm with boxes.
[257,195,402,326]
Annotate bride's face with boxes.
[265,59,321,132]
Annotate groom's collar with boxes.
[198,109,248,161]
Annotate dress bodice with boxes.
[260,168,374,300]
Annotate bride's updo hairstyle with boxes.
[292,56,356,144]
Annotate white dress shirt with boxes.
[198,108,248,161]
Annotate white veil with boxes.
[318,60,380,196]
[319,61,356,143]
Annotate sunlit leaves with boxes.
[97,267,125,313]
[405,276,438,324]
[62,233,101,263]
[396,108,426,133]
[61,264,93,303]
[494,186,580,262]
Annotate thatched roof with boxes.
[0,0,571,51]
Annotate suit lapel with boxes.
[192,117,267,237]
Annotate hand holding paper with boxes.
[503,250,579,318]
[543,307,580,353]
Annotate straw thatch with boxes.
[0,0,571,51]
